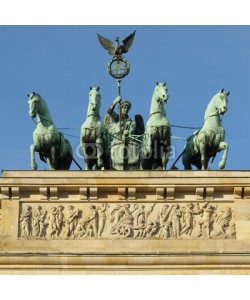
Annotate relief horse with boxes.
[28,92,73,170]
[80,86,110,170]
[141,82,171,170]
[182,89,230,170]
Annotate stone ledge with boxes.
[1,251,250,274]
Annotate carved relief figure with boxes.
[56,205,64,235]
[32,205,48,237]
[83,204,99,237]
[97,203,109,237]
[50,206,58,237]
[49,205,64,238]
[200,203,217,238]
[74,221,86,238]
[170,204,182,238]
[158,204,173,238]
[211,206,235,238]
[65,205,79,238]
[134,203,155,237]
[110,204,137,237]
[19,206,32,238]
[146,221,160,237]
[180,203,195,236]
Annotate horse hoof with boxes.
[31,163,38,170]
[98,159,104,169]
[219,162,225,169]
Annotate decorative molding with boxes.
[166,187,175,200]
[206,187,214,200]
[118,188,126,200]
[39,187,48,200]
[79,187,88,200]
[11,187,20,200]
[50,187,58,200]
[0,200,2,236]
[156,188,165,200]
[128,187,136,200]
[0,187,10,200]
[196,187,204,200]
[89,187,98,200]
[234,187,243,199]
[244,187,250,199]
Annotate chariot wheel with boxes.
[117,225,132,237]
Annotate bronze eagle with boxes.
[97,30,136,55]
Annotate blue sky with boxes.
[0,25,250,171]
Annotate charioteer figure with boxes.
[107,95,135,139]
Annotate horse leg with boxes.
[58,136,72,170]
[199,141,207,170]
[50,145,59,170]
[81,129,91,170]
[96,137,104,169]
[162,148,171,170]
[183,160,192,170]
[161,127,170,170]
[218,141,229,169]
[30,143,40,170]
[182,147,192,170]
[81,144,91,170]
[144,129,153,157]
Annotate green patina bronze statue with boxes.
[182,89,229,170]
[28,92,73,170]
[97,31,136,56]
[105,95,144,170]
[80,87,111,170]
[97,30,146,170]
[107,96,135,138]
[140,82,171,170]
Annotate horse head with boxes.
[149,82,169,117]
[154,82,168,103]
[213,88,230,115]
[28,92,53,126]
[87,86,101,117]
[28,92,41,118]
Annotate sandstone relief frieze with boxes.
[18,201,236,240]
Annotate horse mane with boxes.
[35,93,54,122]
[204,92,220,121]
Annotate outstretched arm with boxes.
[107,96,122,122]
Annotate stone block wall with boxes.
[0,170,250,274]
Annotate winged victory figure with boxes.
[97,30,136,55]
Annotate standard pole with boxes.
[117,79,122,139]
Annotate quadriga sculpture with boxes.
[141,82,171,170]
[182,89,230,170]
[80,87,110,170]
[28,92,73,170]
